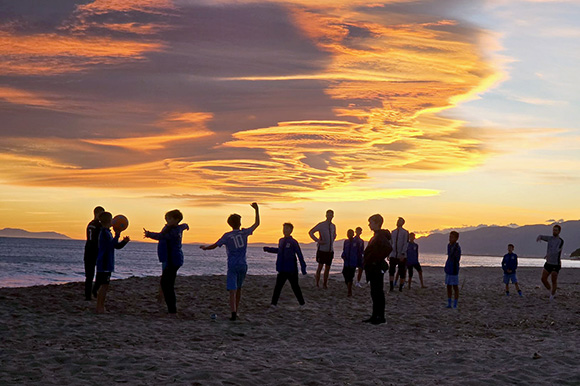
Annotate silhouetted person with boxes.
[264,223,307,308]
[354,227,365,287]
[144,209,189,315]
[201,203,260,321]
[537,224,564,301]
[309,209,336,289]
[84,206,104,300]
[445,231,461,309]
[363,214,392,325]
[389,217,408,292]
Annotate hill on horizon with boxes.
[0,228,71,240]
[416,220,579,257]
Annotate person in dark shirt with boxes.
[502,243,522,297]
[354,227,365,288]
[406,233,426,289]
[95,211,130,314]
[84,206,104,300]
[444,231,461,309]
[144,209,189,315]
[341,229,359,297]
[264,223,307,308]
[362,214,392,325]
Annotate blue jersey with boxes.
[444,243,461,275]
[406,242,419,265]
[502,252,518,274]
[217,226,256,268]
[145,223,188,268]
[96,228,129,272]
[341,239,360,268]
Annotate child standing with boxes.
[354,227,365,287]
[263,223,307,307]
[502,244,522,297]
[84,206,104,300]
[143,209,189,315]
[201,203,260,321]
[341,229,359,297]
[406,233,425,289]
[444,231,461,309]
[95,211,130,314]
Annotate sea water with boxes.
[1,237,579,288]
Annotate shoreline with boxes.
[1,267,579,384]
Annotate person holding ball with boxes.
[95,211,130,314]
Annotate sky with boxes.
[0,0,579,243]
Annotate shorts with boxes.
[227,265,248,290]
[316,250,334,265]
[543,263,561,274]
[388,257,407,279]
[408,263,422,278]
[503,273,518,284]
[342,266,356,283]
[445,274,459,286]
[95,272,111,285]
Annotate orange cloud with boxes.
[0,87,55,107]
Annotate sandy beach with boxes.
[1,267,578,385]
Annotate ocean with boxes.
[1,237,579,288]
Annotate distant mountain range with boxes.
[0,228,71,240]
[415,220,579,257]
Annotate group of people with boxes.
[83,204,566,324]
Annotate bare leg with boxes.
[446,285,452,299]
[505,283,509,293]
[347,282,353,297]
[453,285,459,300]
[236,288,242,311]
[408,276,412,289]
[515,282,521,292]
[394,272,400,284]
[229,290,237,313]
[96,284,109,314]
[315,263,323,288]
[157,284,164,304]
[357,268,363,283]
[323,265,331,289]
[550,272,558,296]
[419,271,426,288]
[541,269,551,291]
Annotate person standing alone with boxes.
[309,209,337,289]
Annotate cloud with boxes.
[0,0,503,203]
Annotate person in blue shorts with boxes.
[263,222,307,307]
[144,209,189,315]
[502,243,522,297]
[95,211,130,314]
[444,231,461,309]
[201,203,260,321]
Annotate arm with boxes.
[113,232,130,249]
[308,224,320,244]
[537,235,549,242]
[200,243,218,251]
[341,240,347,259]
[294,241,307,275]
[248,202,260,232]
[263,246,279,254]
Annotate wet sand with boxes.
[1,267,578,385]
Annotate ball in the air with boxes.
[112,215,129,233]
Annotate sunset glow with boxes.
[1,0,579,243]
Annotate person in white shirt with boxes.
[389,217,409,292]
[308,209,337,289]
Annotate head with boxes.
[396,217,405,228]
[409,232,416,242]
[355,227,362,237]
[165,209,183,226]
[93,206,105,219]
[508,243,514,253]
[98,211,113,228]
[227,213,242,230]
[553,224,561,237]
[347,229,354,240]
[283,222,294,237]
[326,209,334,222]
[368,214,383,232]
[449,231,459,244]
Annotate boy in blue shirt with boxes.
[341,229,360,297]
[406,233,425,289]
[95,211,130,314]
[263,222,307,307]
[201,203,260,321]
[144,209,189,315]
[84,205,104,300]
[445,231,461,309]
[502,244,522,297]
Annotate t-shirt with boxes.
[539,235,564,265]
[502,252,518,274]
[390,227,409,259]
[217,226,256,268]
[310,221,336,252]
[406,242,419,265]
